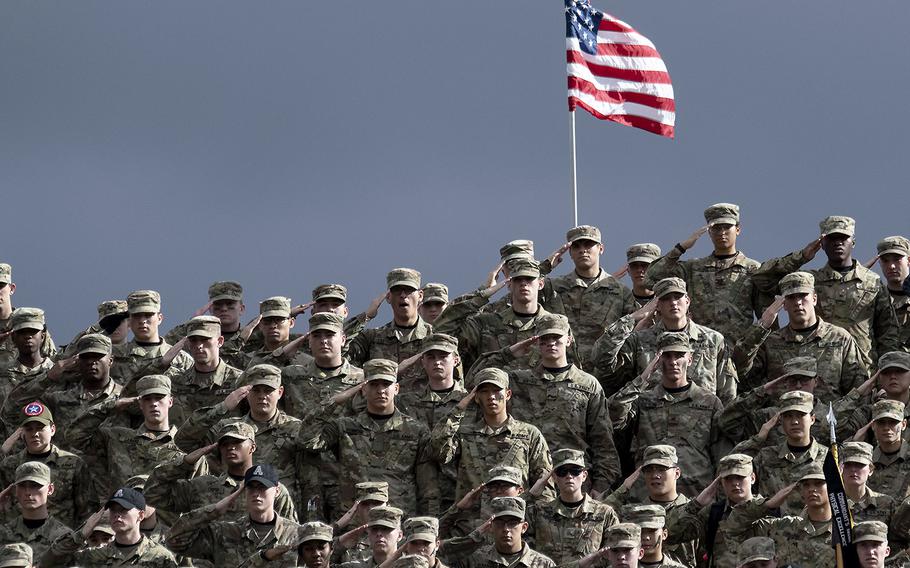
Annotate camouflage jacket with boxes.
[42,531,177,568]
[0,514,70,560]
[164,325,250,369]
[446,542,555,568]
[299,407,439,516]
[610,378,726,497]
[167,504,300,567]
[891,290,910,348]
[430,408,552,503]
[752,254,901,369]
[545,269,635,367]
[280,357,364,419]
[525,494,618,564]
[668,496,765,568]
[0,444,96,529]
[869,443,910,502]
[0,357,53,416]
[163,359,244,426]
[0,318,56,368]
[849,487,907,548]
[731,436,827,516]
[346,317,433,385]
[645,251,766,344]
[733,319,869,401]
[112,339,194,388]
[592,316,737,405]
[601,488,696,568]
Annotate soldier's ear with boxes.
[288,318,296,329]
[216,336,225,348]
[520,521,529,534]
[47,483,55,496]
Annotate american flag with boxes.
[566,0,676,138]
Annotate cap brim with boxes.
[537,328,567,337]
[485,476,520,486]
[779,405,812,415]
[299,534,333,544]
[844,457,873,466]
[314,293,346,302]
[509,270,540,279]
[260,310,291,318]
[387,280,419,290]
[16,475,49,485]
[608,539,639,549]
[78,347,111,356]
[738,554,774,566]
[799,474,826,482]
[720,467,752,478]
[360,493,387,503]
[782,286,815,296]
[656,287,687,298]
[420,298,447,305]
[501,253,531,262]
[248,379,281,389]
[882,363,910,372]
[782,369,816,378]
[10,322,43,332]
[21,417,52,427]
[874,413,904,422]
[106,497,140,510]
[422,344,456,354]
[406,533,437,543]
[661,346,693,353]
[365,374,398,383]
[568,235,601,244]
[553,459,585,469]
[642,458,676,468]
[637,520,664,529]
[853,534,887,544]
[219,433,253,443]
[186,330,220,339]
[210,294,242,302]
[91,526,116,536]
[309,324,342,333]
[878,248,908,257]
[821,230,854,237]
[492,512,524,521]
[128,305,159,314]
[139,388,171,397]
[707,216,738,227]
[369,520,400,529]
[476,379,508,390]
[245,476,278,488]
[627,255,656,264]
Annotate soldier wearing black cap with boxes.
[41,487,177,567]
[167,463,301,567]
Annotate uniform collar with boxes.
[356,408,407,432]
[136,423,178,442]
[379,317,432,343]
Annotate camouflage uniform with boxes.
[591,278,737,404]
[619,505,687,568]
[245,521,335,568]
[870,443,910,502]
[751,216,902,369]
[437,465,522,539]
[58,299,128,360]
[42,530,178,567]
[299,359,439,516]
[645,204,768,344]
[626,244,661,308]
[281,357,364,420]
[0,515,69,560]
[876,237,910,349]
[0,295,57,373]
[0,308,54,406]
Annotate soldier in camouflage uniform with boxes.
[853,521,893,568]
[486,314,620,493]
[399,517,449,568]
[539,225,635,367]
[124,474,169,547]
[438,465,524,540]
[167,464,300,567]
[730,390,827,516]
[299,359,439,516]
[164,280,250,368]
[622,505,687,568]
[279,284,372,363]
[645,203,768,345]
[835,351,910,440]
[0,462,70,559]
[592,277,737,404]
[874,236,910,350]
[250,520,336,568]
[41,487,177,567]
[111,290,193,386]
[623,243,662,308]
[0,264,56,372]
[734,536,777,568]
[337,505,405,568]
[733,271,869,400]
[0,543,32,568]
[431,368,551,505]
[0,309,54,419]
[347,269,433,386]
[867,400,910,500]
[246,296,300,368]
[0,402,95,528]
[58,299,129,359]
[2,333,123,449]
[751,215,902,369]
[419,283,449,325]
[524,449,619,564]
[177,364,301,497]
[65,375,185,497]
[331,481,390,564]
[573,523,645,568]
[609,332,726,497]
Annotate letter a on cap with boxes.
[254,466,263,476]
[115,489,123,497]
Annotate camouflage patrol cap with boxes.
[15,461,51,486]
[127,290,161,314]
[186,315,222,338]
[621,504,665,529]
[626,243,661,264]
[656,331,692,353]
[76,333,112,357]
[0,543,32,568]
[107,487,146,510]
[718,454,753,478]
[653,277,687,298]
[298,521,334,544]
[208,281,243,302]
[878,351,910,372]
[355,481,389,503]
[404,516,439,543]
[853,520,888,544]
[137,375,171,397]
[820,215,856,237]
[506,258,541,279]
[218,421,256,443]
[536,313,570,337]
[877,235,910,258]
[20,401,53,427]
[781,356,817,377]
[97,300,128,322]
[387,268,421,290]
[421,333,458,354]
[778,390,814,414]
[245,464,279,488]
[259,296,292,318]
[420,283,449,305]
[490,496,526,520]
[125,474,148,491]
[309,312,345,333]
[243,364,282,388]
[779,272,815,296]
[364,359,398,383]
[872,399,905,422]
[736,536,775,566]
[704,203,740,226]
[394,555,430,568]
[312,284,348,303]
[368,505,404,529]
[486,465,523,486]
[552,448,586,469]
[474,368,509,390]
[499,240,534,262]
[642,445,678,468]
[841,441,874,465]
[9,308,45,332]
[604,523,641,549]
[0,264,10,285]
[566,225,602,244]
[798,465,825,482]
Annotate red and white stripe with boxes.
[567,13,675,138]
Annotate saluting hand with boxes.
[802,237,823,261]
[548,243,571,270]
[1,428,22,455]
[679,226,708,251]
[338,524,369,548]
[366,293,387,320]
[240,315,262,342]
[759,296,784,330]
[611,264,629,279]
[82,508,107,539]
[757,411,781,442]
[194,301,213,318]
[184,441,219,466]
[455,484,484,510]
[48,356,79,381]
[224,385,253,411]
[509,335,538,357]
[456,385,479,411]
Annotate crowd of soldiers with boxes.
[0,203,908,567]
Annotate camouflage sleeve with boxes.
[840,336,871,395]
[589,315,637,394]
[873,284,903,360]
[239,549,298,568]
[145,455,206,513]
[296,410,341,456]
[830,389,869,442]
[275,482,298,522]
[174,403,233,450]
[527,427,554,496]
[643,250,689,289]
[732,324,772,387]
[429,407,465,465]
[73,458,98,527]
[585,385,621,492]
[600,483,631,511]
[607,375,645,433]
[717,388,767,442]
[165,503,223,560]
[729,434,764,458]
[750,249,808,296]
[416,427,441,516]
[342,312,368,351]
[890,497,910,548]
[715,341,738,406]
[434,295,489,370]
[345,327,375,368]
[163,322,189,347]
[709,400,733,466]
[665,500,707,544]
[1,371,52,429]
[40,529,88,568]
[722,498,780,537]
[439,528,486,563]
[64,397,115,458]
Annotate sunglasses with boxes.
[555,467,585,478]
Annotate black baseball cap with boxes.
[105,487,146,510]
[244,464,279,488]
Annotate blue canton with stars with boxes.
[566,0,602,56]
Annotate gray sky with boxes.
[2,1,907,341]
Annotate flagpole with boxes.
[569,109,578,226]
